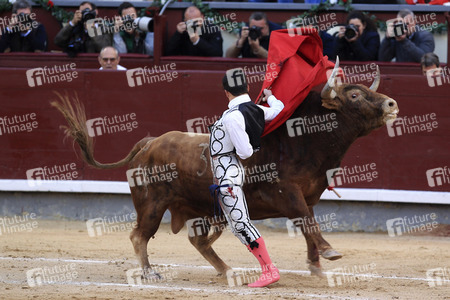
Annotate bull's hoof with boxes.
[217,268,233,277]
[307,261,326,279]
[320,249,343,261]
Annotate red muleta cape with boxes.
[255,28,335,136]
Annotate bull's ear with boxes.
[321,98,341,110]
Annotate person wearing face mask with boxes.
[333,11,380,61]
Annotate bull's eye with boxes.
[351,93,358,99]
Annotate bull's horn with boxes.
[321,56,340,99]
[369,65,380,92]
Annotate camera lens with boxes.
[248,26,262,41]
[344,24,357,40]
[134,17,153,32]
[82,9,96,23]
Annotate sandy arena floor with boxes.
[0,220,449,300]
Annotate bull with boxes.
[51,60,399,280]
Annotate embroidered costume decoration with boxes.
[208,85,284,287]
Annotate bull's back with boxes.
[143,131,213,184]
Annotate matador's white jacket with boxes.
[209,94,284,161]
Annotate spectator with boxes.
[420,53,448,86]
[113,2,153,55]
[54,1,112,57]
[226,12,281,59]
[333,11,379,61]
[420,53,441,75]
[0,0,48,53]
[165,6,223,57]
[379,9,435,63]
[98,46,126,70]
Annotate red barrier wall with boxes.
[0,56,449,192]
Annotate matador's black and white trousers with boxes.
[209,117,261,245]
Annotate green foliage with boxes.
[140,0,163,17]
[191,0,240,34]
[286,0,352,28]
[0,0,12,13]
[33,0,74,24]
[431,22,447,34]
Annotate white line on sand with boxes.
[1,256,447,284]
[0,278,372,300]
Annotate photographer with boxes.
[113,2,153,55]
[0,0,48,53]
[379,9,435,62]
[165,6,223,57]
[54,1,112,56]
[226,12,281,59]
[333,11,379,61]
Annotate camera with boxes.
[393,21,407,37]
[192,20,199,31]
[248,26,262,41]
[134,16,153,32]
[186,18,201,35]
[81,8,97,23]
[16,12,33,28]
[122,15,134,27]
[344,24,358,40]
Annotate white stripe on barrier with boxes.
[0,179,449,205]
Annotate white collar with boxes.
[228,94,251,109]
[21,29,31,37]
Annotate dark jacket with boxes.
[334,30,380,61]
[378,27,435,63]
[0,23,48,52]
[320,30,335,60]
[54,22,112,54]
[166,23,223,57]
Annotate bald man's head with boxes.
[98,46,120,70]
[100,46,118,57]
[184,6,202,21]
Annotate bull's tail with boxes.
[50,91,143,170]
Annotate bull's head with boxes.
[321,57,399,136]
